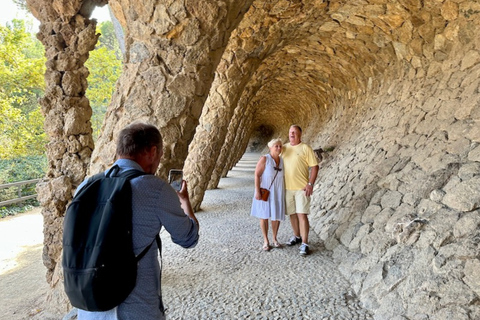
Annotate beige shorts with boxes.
[286,190,311,215]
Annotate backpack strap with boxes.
[106,164,157,261]
[86,164,159,262]
[106,164,146,180]
[156,234,164,313]
[155,234,162,258]
[73,171,105,197]
[136,234,162,261]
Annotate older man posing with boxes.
[282,125,319,255]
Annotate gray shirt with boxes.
[78,159,199,320]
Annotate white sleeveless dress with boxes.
[250,154,285,221]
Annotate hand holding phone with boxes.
[168,169,183,191]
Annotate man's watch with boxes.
[308,182,313,186]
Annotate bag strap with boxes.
[75,165,146,195]
[267,166,281,190]
[156,234,164,313]
[135,234,163,312]
[105,164,156,261]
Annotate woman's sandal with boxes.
[263,244,271,251]
[272,242,282,248]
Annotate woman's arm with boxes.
[254,156,267,200]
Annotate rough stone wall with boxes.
[307,33,480,320]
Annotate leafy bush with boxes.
[0,200,38,218]
[0,155,47,183]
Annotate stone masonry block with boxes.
[464,259,480,296]
[442,177,480,211]
[380,190,403,209]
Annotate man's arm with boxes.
[156,182,199,249]
[177,180,199,227]
[305,165,319,197]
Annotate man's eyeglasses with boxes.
[274,166,282,171]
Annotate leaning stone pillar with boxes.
[184,56,260,210]
[207,105,254,191]
[225,111,254,173]
[183,2,288,210]
[27,0,101,313]
[207,104,245,190]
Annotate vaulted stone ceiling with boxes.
[26,0,480,318]
[221,0,457,135]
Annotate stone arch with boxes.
[90,0,254,176]
[248,124,276,151]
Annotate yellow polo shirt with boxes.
[282,142,318,190]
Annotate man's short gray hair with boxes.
[116,122,163,157]
[290,124,302,133]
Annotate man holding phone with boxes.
[78,122,199,320]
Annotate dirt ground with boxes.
[0,208,51,319]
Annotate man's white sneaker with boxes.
[286,236,302,246]
[299,243,309,255]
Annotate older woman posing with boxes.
[250,138,286,251]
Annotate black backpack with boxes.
[62,165,161,311]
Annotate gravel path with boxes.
[160,153,373,319]
[0,208,49,319]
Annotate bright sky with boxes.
[0,0,111,31]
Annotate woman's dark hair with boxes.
[116,122,162,157]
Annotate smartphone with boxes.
[168,169,183,191]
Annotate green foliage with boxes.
[0,14,45,217]
[0,19,46,159]
[0,97,46,158]
[0,155,46,218]
[0,155,47,183]
[86,21,122,140]
[0,201,37,218]
[0,20,45,105]
[97,21,122,59]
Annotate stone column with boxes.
[227,110,255,172]
[183,54,261,210]
[220,106,254,179]
[27,0,102,313]
[207,104,246,190]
